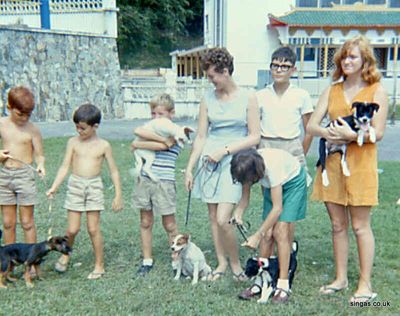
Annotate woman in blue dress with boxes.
[185,48,260,281]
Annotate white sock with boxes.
[143,258,153,266]
[277,278,289,291]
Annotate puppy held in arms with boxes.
[171,234,212,285]
[316,101,379,187]
[133,117,194,181]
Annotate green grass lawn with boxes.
[1,138,399,315]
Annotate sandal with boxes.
[272,288,290,304]
[238,284,262,300]
[207,271,225,281]
[319,285,348,295]
[232,271,248,282]
[350,292,377,303]
[87,271,105,280]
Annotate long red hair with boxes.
[332,35,381,84]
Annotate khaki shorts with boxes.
[64,175,104,212]
[0,165,37,206]
[132,176,176,216]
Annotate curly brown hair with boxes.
[201,47,234,75]
[332,35,381,84]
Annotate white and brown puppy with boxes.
[171,234,211,285]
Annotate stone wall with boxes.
[0,26,123,121]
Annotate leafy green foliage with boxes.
[117,0,203,68]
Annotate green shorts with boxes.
[262,167,307,222]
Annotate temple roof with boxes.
[269,8,400,28]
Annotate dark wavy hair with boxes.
[73,103,101,126]
[201,47,234,75]
[332,35,381,84]
[230,148,265,184]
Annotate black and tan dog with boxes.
[0,230,71,288]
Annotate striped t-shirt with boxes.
[142,144,182,182]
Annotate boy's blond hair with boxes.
[149,93,175,112]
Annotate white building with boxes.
[0,0,118,37]
[171,0,400,98]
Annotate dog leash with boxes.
[6,156,54,239]
[229,218,251,243]
[185,156,220,226]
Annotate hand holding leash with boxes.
[184,170,194,192]
[36,164,46,178]
[0,149,12,162]
[229,218,250,243]
[112,196,124,212]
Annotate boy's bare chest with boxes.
[73,144,104,160]
[1,125,32,145]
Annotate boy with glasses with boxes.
[257,46,313,172]
[238,46,313,300]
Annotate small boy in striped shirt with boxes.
[131,93,182,276]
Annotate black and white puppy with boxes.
[244,241,298,304]
[171,234,212,285]
[316,101,379,187]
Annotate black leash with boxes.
[184,190,192,226]
[229,218,251,242]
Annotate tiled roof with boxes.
[269,10,400,27]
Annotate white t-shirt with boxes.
[257,148,301,188]
[256,84,313,139]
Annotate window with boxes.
[373,48,387,73]
[389,0,400,7]
[320,0,340,7]
[366,0,385,4]
[319,47,336,76]
[389,47,400,60]
[296,47,316,61]
[296,0,318,7]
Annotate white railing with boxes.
[122,70,400,120]
[0,0,117,37]
[122,79,212,119]
[0,0,109,14]
[0,0,40,14]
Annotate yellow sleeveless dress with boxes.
[311,82,379,206]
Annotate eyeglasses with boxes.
[270,63,293,72]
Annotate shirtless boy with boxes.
[47,103,123,279]
[0,86,45,244]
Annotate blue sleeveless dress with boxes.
[192,88,249,204]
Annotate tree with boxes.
[117,0,203,68]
